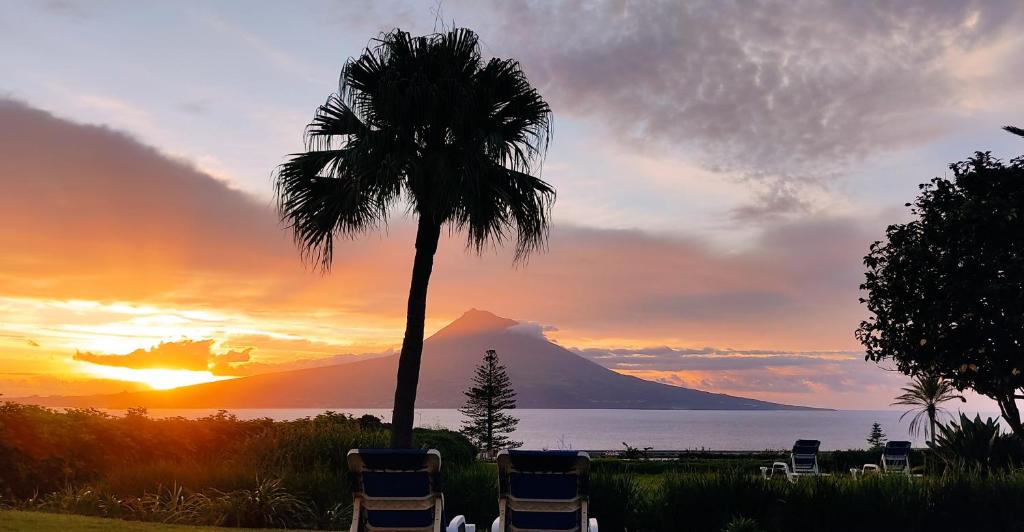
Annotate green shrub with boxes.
[443,462,497,526]
[933,413,1023,472]
[413,427,477,466]
[8,404,1024,531]
[723,517,764,532]
[591,471,651,531]
[205,477,314,528]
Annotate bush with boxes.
[933,413,1024,472]
[7,404,1024,531]
[0,402,483,529]
[723,517,765,532]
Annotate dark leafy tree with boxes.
[274,29,554,447]
[891,373,965,447]
[866,422,887,449]
[856,147,1024,437]
[459,349,522,455]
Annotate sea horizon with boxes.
[92,407,1003,451]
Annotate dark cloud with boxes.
[573,345,864,372]
[486,0,1023,182]
[74,339,251,374]
[571,341,903,399]
[729,180,811,222]
[637,291,794,321]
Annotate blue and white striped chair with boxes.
[767,439,822,482]
[491,450,598,532]
[881,440,912,475]
[347,448,475,532]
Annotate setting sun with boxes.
[77,363,233,390]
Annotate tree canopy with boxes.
[857,149,1024,435]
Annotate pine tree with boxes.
[867,422,887,449]
[459,349,522,456]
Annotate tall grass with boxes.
[640,471,1024,532]
[5,403,1024,531]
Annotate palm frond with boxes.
[274,26,555,269]
[890,373,965,440]
[450,161,555,261]
[1004,125,1024,138]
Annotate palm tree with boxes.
[274,29,554,448]
[891,373,966,447]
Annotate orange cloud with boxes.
[0,99,877,371]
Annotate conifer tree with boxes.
[459,349,522,455]
[867,422,887,449]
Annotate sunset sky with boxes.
[1,1,1022,409]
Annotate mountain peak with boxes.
[430,309,519,339]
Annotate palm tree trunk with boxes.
[389,215,442,448]
[929,412,936,448]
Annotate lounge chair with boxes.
[759,461,790,480]
[881,441,912,474]
[763,440,821,482]
[491,450,598,532]
[853,441,912,478]
[789,439,821,479]
[347,448,476,532]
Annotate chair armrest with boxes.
[588,517,599,532]
[447,515,475,532]
[491,517,501,532]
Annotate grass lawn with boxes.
[0,511,287,532]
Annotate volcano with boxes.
[23,310,816,410]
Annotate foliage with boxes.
[856,149,1024,435]
[891,373,965,446]
[590,471,649,532]
[0,403,271,498]
[0,402,477,529]
[459,349,522,454]
[621,442,654,460]
[273,27,554,268]
[932,413,1023,472]
[9,405,1024,531]
[866,422,887,449]
[273,27,555,447]
[722,517,765,532]
[649,471,1024,532]
[14,470,1024,532]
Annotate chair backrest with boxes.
[497,450,591,532]
[791,440,820,474]
[882,441,912,474]
[347,449,443,532]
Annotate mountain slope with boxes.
[23,310,817,410]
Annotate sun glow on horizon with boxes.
[77,363,234,390]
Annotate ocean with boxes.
[110,408,1001,451]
